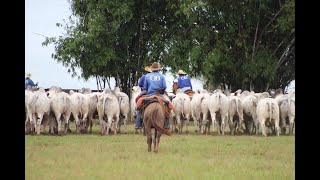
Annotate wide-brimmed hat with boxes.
[144,66,152,72]
[25,73,32,78]
[150,62,161,71]
[177,69,186,75]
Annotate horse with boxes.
[172,81,178,95]
[143,102,172,153]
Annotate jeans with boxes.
[135,110,142,128]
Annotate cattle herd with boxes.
[25,86,295,137]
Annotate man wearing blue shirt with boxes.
[136,62,170,129]
[143,62,167,95]
[25,73,38,90]
[177,69,192,92]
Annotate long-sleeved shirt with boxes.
[177,74,192,90]
[138,74,147,90]
[25,77,36,89]
[143,71,167,95]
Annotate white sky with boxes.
[25,0,294,93]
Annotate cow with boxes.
[130,86,141,122]
[78,87,92,94]
[131,86,143,134]
[97,90,120,135]
[256,97,280,136]
[227,96,244,135]
[241,94,259,134]
[26,88,51,135]
[47,86,63,96]
[25,90,33,134]
[172,92,191,134]
[190,92,203,131]
[83,92,101,133]
[69,90,90,134]
[190,92,211,134]
[114,88,130,134]
[207,91,229,135]
[48,88,72,135]
[274,88,295,135]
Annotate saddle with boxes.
[136,95,173,120]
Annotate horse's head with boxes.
[172,81,178,95]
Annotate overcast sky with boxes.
[25,0,294,93]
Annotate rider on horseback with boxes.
[25,73,38,90]
[135,62,170,130]
[177,70,192,92]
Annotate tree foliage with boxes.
[43,0,295,94]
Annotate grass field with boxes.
[26,123,295,180]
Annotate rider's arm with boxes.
[143,75,148,91]
[28,79,36,86]
[177,78,181,88]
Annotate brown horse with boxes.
[172,81,178,95]
[143,102,172,153]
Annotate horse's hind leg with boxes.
[145,127,152,152]
[154,129,158,153]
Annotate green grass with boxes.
[26,123,294,180]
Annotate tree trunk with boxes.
[96,75,99,91]
[249,79,253,92]
[252,0,262,60]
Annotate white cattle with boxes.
[190,93,203,130]
[227,96,244,135]
[26,88,51,135]
[48,91,72,135]
[239,90,252,101]
[83,92,101,133]
[207,91,229,135]
[25,90,33,133]
[242,94,258,134]
[199,93,212,134]
[78,87,92,94]
[115,91,130,134]
[47,86,63,96]
[278,98,295,135]
[255,92,270,102]
[256,98,280,136]
[69,91,90,133]
[274,89,295,135]
[97,90,120,135]
[172,92,191,134]
[130,86,141,122]
[190,92,211,134]
[234,89,242,97]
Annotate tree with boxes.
[43,0,295,93]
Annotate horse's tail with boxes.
[151,103,172,136]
